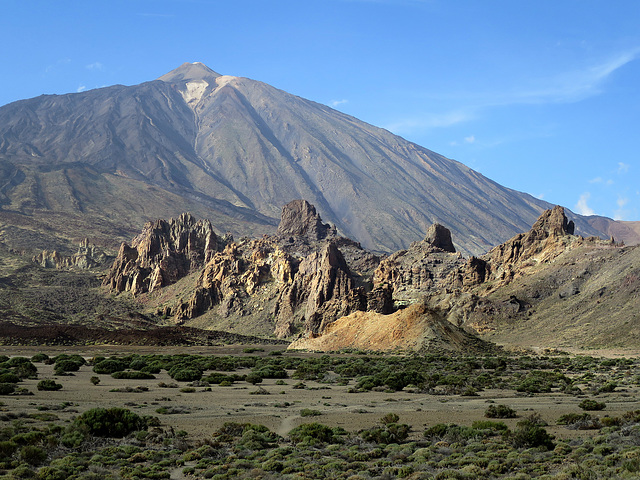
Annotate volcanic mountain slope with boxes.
[0,61,613,256]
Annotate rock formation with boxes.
[102,202,628,351]
[103,213,221,295]
[372,224,464,305]
[276,200,337,241]
[105,201,379,338]
[424,223,456,253]
[33,239,112,270]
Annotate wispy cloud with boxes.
[77,85,86,93]
[464,135,475,144]
[505,48,640,105]
[44,57,71,74]
[617,162,630,174]
[384,48,639,138]
[86,62,105,71]
[575,192,596,216]
[330,99,348,107]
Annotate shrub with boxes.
[289,423,345,445]
[485,404,517,419]
[245,373,263,385]
[90,376,100,386]
[253,366,287,379]
[19,445,47,465]
[509,415,554,450]
[0,373,20,383]
[73,407,148,437]
[360,422,410,444]
[0,383,16,395]
[300,409,322,417]
[598,382,617,393]
[243,348,264,354]
[31,353,49,363]
[579,399,606,411]
[111,371,155,380]
[54,358,84,375]
[93,358,127,375]
[168,366,202,382]
[37,380,63,391]
[0,440,18,458]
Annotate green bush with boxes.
[37,380,62,391]
[0,383,16,395]
[111,371,155,380]
[31,353,49,363]
[288,423,345,445]
[93,359,127,375]
[168,366,202,382]
[0,372,20,383]
[73,407,148,438]
[360,422,410,444]
[509,416,554,450]
[19,445,47,465]
[0,440,18,459]
[245,373,263,385]
[485,404,517,419]
[300,408,322,417]
[579,399,606,411]
[53,356,85,375]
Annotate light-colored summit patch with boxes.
[180,80,209,106]
[215,75,238,88]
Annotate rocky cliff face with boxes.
[104,202,632,350]
[106,201,379,338]
[103,213,221,296]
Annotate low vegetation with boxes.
[0,349,638,478]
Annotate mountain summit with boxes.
[0,62,618,255]
[157,62,221,83]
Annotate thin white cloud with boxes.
[617,162,630,174]
[86,62,105,71]
[77,85,86,93]
[330,99,349,107]
[589,177,603,184]
[44,57,71,74]
[464,135,475,144]
[575,192,596,216]
[511,48,640,104]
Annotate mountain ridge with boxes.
[0,62,633,257]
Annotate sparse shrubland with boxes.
[0,350,637,479]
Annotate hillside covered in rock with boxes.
[103,201,638,351]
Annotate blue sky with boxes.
[2,0,638,221]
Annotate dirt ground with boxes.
[2,345,639,443]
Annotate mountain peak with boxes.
[158,62,221,83]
